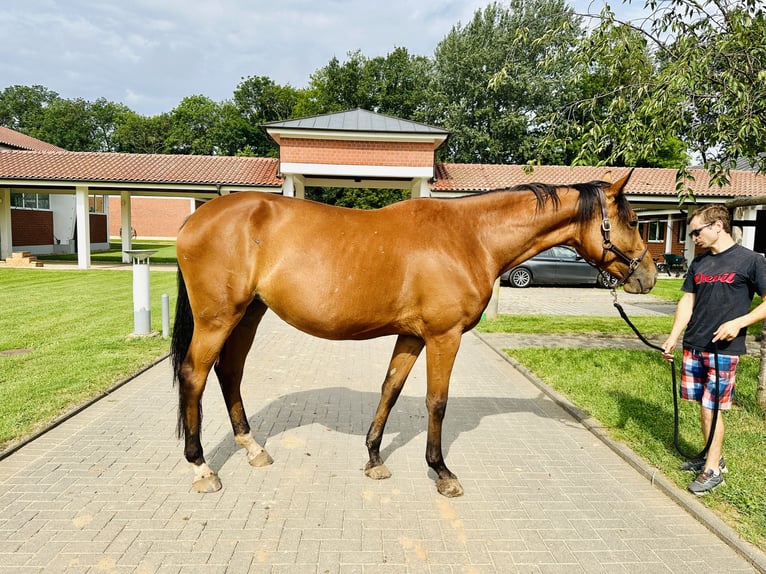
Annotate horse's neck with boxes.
[473,189,582,273]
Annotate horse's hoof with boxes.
[193,473,222,493]
[248,450,274,468]
[436,478,464,498]
[364,463,392,480]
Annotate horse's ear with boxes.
[604,169,633,196]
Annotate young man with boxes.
[662,204,766,495]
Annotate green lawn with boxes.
[505,347,765,548]
[0,268,177,449]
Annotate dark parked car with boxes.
[501,245,617,288]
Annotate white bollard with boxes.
[124,249,157,336]
[161,293,170,339]
[485,277,501,320]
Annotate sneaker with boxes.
[678,456,728,473]
[688,469,725,495]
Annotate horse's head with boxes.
[573,174,656,294]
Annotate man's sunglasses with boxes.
[688,222,714,239]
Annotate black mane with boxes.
[497,181,633,227]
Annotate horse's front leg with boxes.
[215,302,273,469]
[364,335,424,480]
[424,332,464,498]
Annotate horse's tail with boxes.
[171,267,194,438]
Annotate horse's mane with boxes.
[487,181,633,227]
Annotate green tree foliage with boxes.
[302,47,432,119]
[525,21,689,167]
[305,187,410,209]
[89,98,132,152]
[230,75,300,156]
[304,50,370,113]
[165,95,223,155]
[30,98,98,151]
[529,0,765,191]
[112,112,173,154]
[427,0,583,164]
[365,48,432,119]
[0,86,131,152]
[0,85,58,132]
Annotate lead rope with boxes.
[611,289,720,461]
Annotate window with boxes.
[647,220,666,243]
[551,245,578,259]
[676,219,687,243]
[11,193,50,209]
[89,195,106,214]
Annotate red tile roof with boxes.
[432,164,633,192]
[433,164,766,197]
[0,126,65,152]
[1,149,763,198]
[0,150,281,187]
[628,167,766,197]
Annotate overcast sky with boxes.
[2,0,643,117]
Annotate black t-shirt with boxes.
[682,244,766,355]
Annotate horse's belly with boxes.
[258,285,407,341]
[270,305,401,341]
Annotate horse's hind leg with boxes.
[179,327,232,493]
[215,300,273,468]
[364,334,424,480]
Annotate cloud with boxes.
[1,0,640,116]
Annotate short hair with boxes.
[689,204,731,234]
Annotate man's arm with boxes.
[662,292,695,360]
[712,296,766,343]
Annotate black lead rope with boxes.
[612,294,721,461]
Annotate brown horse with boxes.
[171,173,656,497]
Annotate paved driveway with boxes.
[495,284,678,317]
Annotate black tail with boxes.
[171,268,194,438]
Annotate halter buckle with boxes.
[601,218,612,233]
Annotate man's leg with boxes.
[687,352,737,495]
[700,407,725,472]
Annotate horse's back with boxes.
[177,193,489,340]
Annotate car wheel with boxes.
[597,270,618,289]
[509,267,532,288]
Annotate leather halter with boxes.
[595,186,648,287]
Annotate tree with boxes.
[89,98,132,152]
[304,50,373,114]
[300,48,432,119]
[31,98,99,151]
[166,95,223,155]
[524,21,689,167]
[360,47,432,119]
[523,0,765,192]
[0,85,59,132]
[113,112,173,154]
[305,187,409,209]
[426,0,584,164]
[230,76,300,156]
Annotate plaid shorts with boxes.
[680,348,738,410]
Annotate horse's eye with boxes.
[629,219,638,228]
